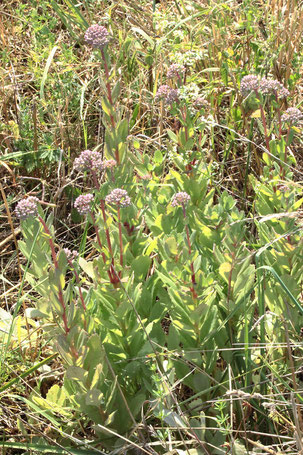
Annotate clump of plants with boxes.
[3,2,303,454]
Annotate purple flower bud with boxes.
[74,194,94,215]
[74,150,103,173]
[103,159,117,169]
[240,75,259,97]
[155,85,179,104]
[167,63,186,79]
[105,188,131,207]
[15,196,39,219]
[281,107,303,125]
[171,192,191,207]
[63,248,79,261]
[84,25,110,49]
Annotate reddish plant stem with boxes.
[38,216,69,334]
[282,127,291,178]
[90,212,116,283]
[91,171,114,257]
[68,260,86,311]
[91,170,100,190]
[254,89,270,154]
[101,49,114,108]
[100,200,117,282]
[284,127,291,162]
[90,212,107,264]
[181,204,197,298]
[259,103,270,153]
[275,92,282,140]
[182,106,188,142]
[100,199,113,257]
[117,206,123,278]
[100,49,120,164]
[87,173,116,282]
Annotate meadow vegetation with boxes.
[1,0,303,454]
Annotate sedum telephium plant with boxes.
[84,25,129,165]
[16,24,303,452]
[239,74,303,178]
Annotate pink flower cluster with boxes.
[84,25,110,49]
[74,194,94,215]
[63,248,79,261]
[240,75,259,97]
[155,85,179,104]
[281,107,303,124]
[167,63,185,79]
[171,192,191,207]
[193,97,209,109]
[103,159,117,169]
[74,150,103,173]
[105,188,131,207]
[15,196,39,219]
[258,78,289,98]
[240,74,289,98]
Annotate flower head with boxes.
[281,107,303,125]
[103,159,117,169]
[74,194,94,215]
[155,85,179,104]
[240,75,259,97]
[259,78,289,98]
[193,97,209,109]
[15,196,39,219]
[171,192,191,207]
[105,188,131,207]
[84,25,110,49]
[167,63,186,79]
[63,248,79,262]
[74,150,103,173]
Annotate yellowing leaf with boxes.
[251,109,261,118]
[219,262,232,284]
